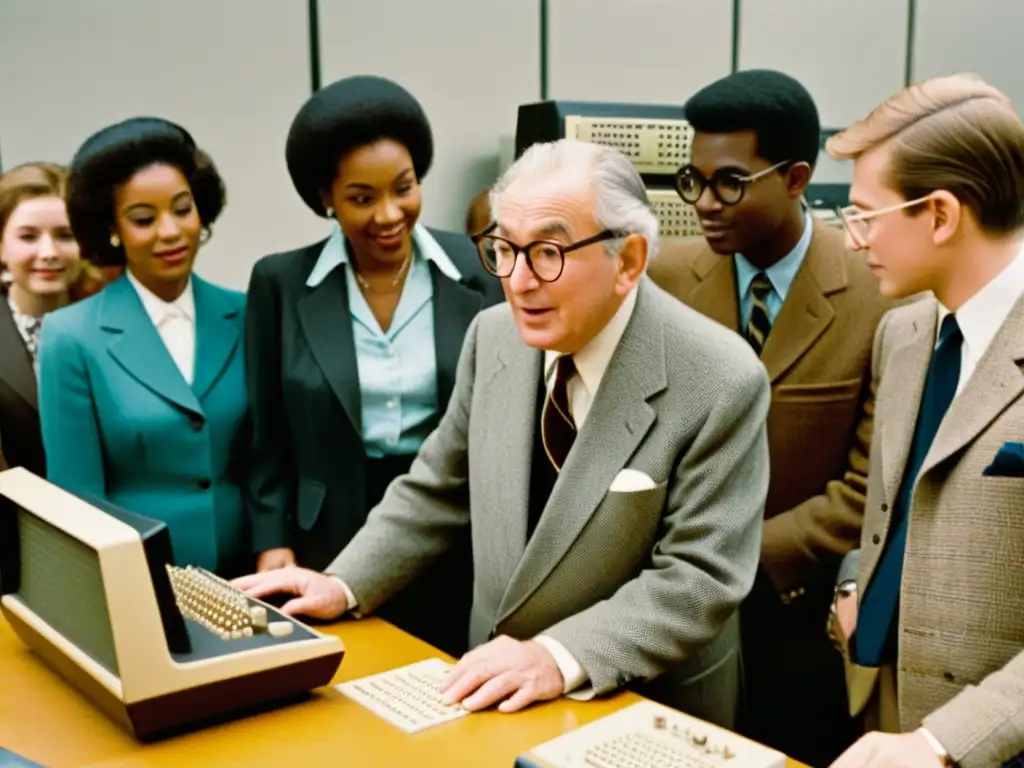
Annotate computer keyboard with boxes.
[517,700,787,768]
[166,565,293,640]
[336,658,470,733]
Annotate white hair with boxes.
[489,139,660,262]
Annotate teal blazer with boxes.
[37,275,250,575]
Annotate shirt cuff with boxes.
[918,727,953,766]
[330,575,359,612]
[533,635,588,694]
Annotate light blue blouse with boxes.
[306,223,463,457]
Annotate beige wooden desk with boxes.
[0,616,808,768]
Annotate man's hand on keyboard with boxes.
[231,567,349,620]
[439,635,564,714]
[830,731,943,768]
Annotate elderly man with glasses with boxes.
[648,68,898,765]
[235,137,770,727]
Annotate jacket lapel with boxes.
[191,277,241,401]
[101,277,203,417]
[431,265,485,411]
[878,301,936,504]
[686,247,741,333]
[297,267,362,433]
[498,280,665,621]
[921,295,1024,475]
[475,324,541,595]
[0,299,37,409]
[760,222,844,383]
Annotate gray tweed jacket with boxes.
[327,277,771,724]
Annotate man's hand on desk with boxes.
[231,567,348,620]
[830,731,944,768]
[440,635,564,714]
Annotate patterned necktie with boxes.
[747,272,773,356]
[541,355,577,471]
[22,315,42,361]
[854,313,963,666]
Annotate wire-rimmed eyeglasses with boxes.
[836,196,933,248]
[471,224,629,282]
[675,160,796,206]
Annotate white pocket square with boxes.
[609,468,657,492]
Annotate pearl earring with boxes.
[110,234,121,247]
[325,206,334,218]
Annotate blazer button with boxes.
[189,415,204,431]
[872,534,881,545]
[881,503,889,512]
[197,478,211,490]
[942,671,955,682]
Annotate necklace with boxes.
[353,250,413,293]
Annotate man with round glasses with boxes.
[234,138,771,727]
[649,68,896,765]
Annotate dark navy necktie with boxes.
[854,313,963,666]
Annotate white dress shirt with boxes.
[937,248,1024,397]
[126,271,196,385]
[338,288,640,699]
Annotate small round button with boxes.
[197,478,211,490]
[189,415,204,431]
[942,671,955,682]
[872,534,881,544]
[881,503,889,512]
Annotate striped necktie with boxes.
[747,272,773,356]
[541,355,577,472]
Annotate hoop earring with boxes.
[110,234,121,248]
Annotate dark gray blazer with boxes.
[244,227,503,569]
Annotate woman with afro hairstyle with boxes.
[244,75,501,656]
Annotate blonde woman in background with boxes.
[0,162,82,591]
[0,162,83,479]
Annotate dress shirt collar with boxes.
[936,246,1024,353]
[306,222,463,288]
[543,286,639,396]
[734,208,813,300]
[126,269,195,325]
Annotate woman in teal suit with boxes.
[37,117,250,576]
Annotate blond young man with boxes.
[827,74,1024,767]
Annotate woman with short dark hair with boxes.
[37,117,251,576]
[245,75,501,655]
